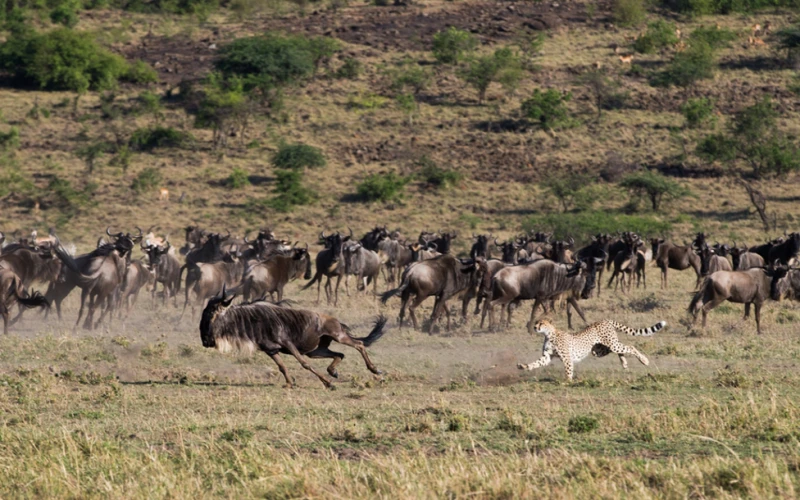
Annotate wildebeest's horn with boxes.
[428,242,438,251]
[494,238,503,247]
[348,227,354,238]
[243,234,251,244]
[567,236,575,247]
[106,227,113,237]
[147,225,155,233]
[135,226,143,237]
[320,231,326,240]
[302,242,308,251]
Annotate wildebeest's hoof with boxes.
[376,369,384,375]
[326,383,336,391]
[329,370,339,378]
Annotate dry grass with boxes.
[3,269,800,497]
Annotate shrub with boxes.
[122,0,218,14]
[47,176,97,220]
[777,25,800,70]
[689,26,737,49]
[0,28,130,92]
[459,47,523,103]
[395,93,416,125]
[432,27,477,65]
[613,0,646,26]
[356,172,411,202]
[523,212,671,242]
[272,142,326,170]
[123,60,159,84]
[50,0,80,27]
[136,90,163,120]
[696,133,737,163]
[416,156,462,190]
[335,57,361,79]
[0,127,20,151]
[215,34,339,89]
[579,71,629,118]
[619,170,691,212]
[390,65,432,96]
[568,415,599,434]
[521,89,572,130]
[226,168,251,189]
[633,20,679,54]
[192,73,255,149]
[75,140,113,173]
[131,167,162,194]
[129,126,192,151]
[264,169,317,212]
[681,97,715,129]
[652,41,715,88]
[541,173,598,212]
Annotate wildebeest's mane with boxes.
[530,260,583,297]
[0,243,34,255]
[86,243,122,258]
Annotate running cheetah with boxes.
[517,318,666,381]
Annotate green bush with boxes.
[0,28,130,92]
[619,170,691,212]
[356,172,411,202]
[0,127,20,151]
[335,57,361,79]
[459,47,523,103]
[652,41,715,88]
[264,169,317,212]
[696,133,737,163]
[215,34,339,89]
[541,173,598,212]
[613,0,646,26]
[579,71,629,118]
[226,167,251,189]
[523,212,672,242]
[131,167,162,193]
[136,90,163,120]
[121,0,218,14]
[568,415,599,434]
[390,65,431,96]
[633,20,679,54]
[47,176,97,222]
[50,0,80,27]
[663,0,799,16]
[416,156,462,190]
[432,27,477,65]
[123,60,158,84]
[689,26,737,49]
[129,126,192,151]
[681,97,715,129]
[272,142,326,170]
[521,89,572,130]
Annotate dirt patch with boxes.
[121,34,216,87]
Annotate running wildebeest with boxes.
[0,270,49,334]
[240,244,312,301]
[301,230,350,305]
[200,287,387,389]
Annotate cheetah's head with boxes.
[532,319,556,336]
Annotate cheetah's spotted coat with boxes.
[517,319,666,381]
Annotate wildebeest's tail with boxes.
[688,277,710,316]
[380,281,408,304]
[9,279,50,310]
[300,271,323,292]
[353,314,388,347]
[609,320,666,336]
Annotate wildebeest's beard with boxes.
[200,294,233,348]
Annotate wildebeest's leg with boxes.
[527,299,544,333]
[566,297,589,330]
[398,289,411,327]
[283,342,333,389]
[700,297,725,328]
[306,338,345,378]
[268,352,294,387]
[754,302,763,334]
[335,275,343,305]
[329,330,383,375]
[2,307,8,334]
[408,294,427,330]
[597,267,604,297]
[744,303,751,319]
[75,288,89,329]
[83,292,98,330]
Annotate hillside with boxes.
[1,0,799,251]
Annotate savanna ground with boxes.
[3,0,800,496]
[3,268,800,498]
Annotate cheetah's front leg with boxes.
[517,352,551,371]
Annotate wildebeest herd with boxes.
[0,226,799,386]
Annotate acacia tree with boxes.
[619,171,690,212]
[696,96,800,230]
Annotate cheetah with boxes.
[517,318,666,381]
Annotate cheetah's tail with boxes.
[610,320,666,337]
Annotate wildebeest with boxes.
[359,226,390,252]
[688,268,778,334]
[200,288,387,389]
[301,230,350,305]
[52,228,141,329]
[698,244,733,276]
[408,242,439,262]
[145,243,182,306]
[117,258,153,317]
[240,245,312,301]
[380,254,479,332]
[420,230,457,255]
[377,237,413,284]
[0,270,49,334]
[481,255,604,331]
[468,258,507,316]
[180,248,244,320]
[495,238,522,265]
[577,234,611,294]
[469,234,492,259]
[651,239,702,289]
[342,242,381,294]
[606,234,642,294]
[771,265,800,301]
[768,232,800,265]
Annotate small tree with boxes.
[613,0,645,26]
[681,97,715,129]
[578,70,629,120]
[272,142,326,170]
[652,41,716,88]
[432,27,477,65]
[541,173,596,212]
[357,172,411,202]
[633,20,679,54]
[776,25,800,70]
[619,171,690,212]
[459,47,523,103]
[389,64,431,97]
[521,89,572,130]
[266,169,316,212]
[395,93,416,125]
